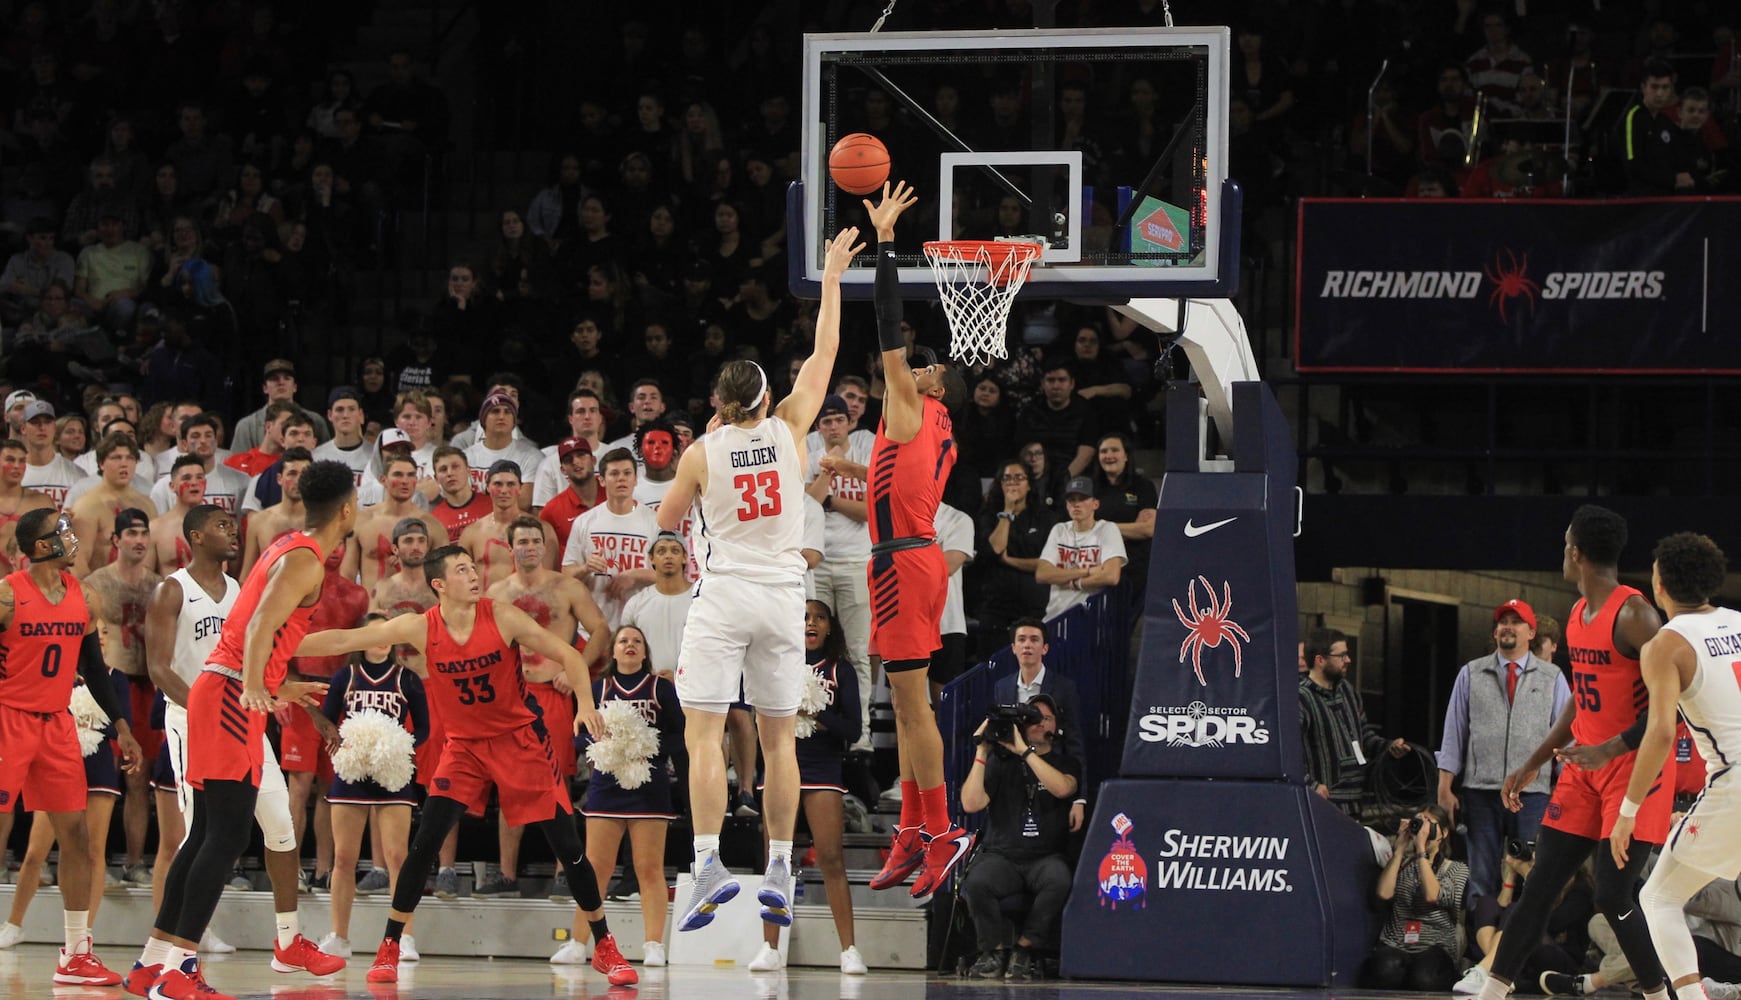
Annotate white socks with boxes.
[63,910,88,954]
[769,840,793,865]
[1476,973,1513,1000]
[693,835,720,871]
[140,936,172,967]
[1677,983,1710,1000]
[166,945,196,972]
[276,911,299,949]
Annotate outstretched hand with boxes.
[823,226,865,279]
[863,180,919,239]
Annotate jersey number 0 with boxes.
[733,471,781,521]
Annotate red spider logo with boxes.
[1486,249,1540,322]
[1172,575,1251,687]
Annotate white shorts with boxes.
[1664,773,1741,879]
[675,577,805,716]
[164,702,290,837]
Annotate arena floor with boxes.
[0,942,1421,999]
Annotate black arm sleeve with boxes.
[874,242,904,354]
[78,632,126,723]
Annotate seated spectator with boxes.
[1367,806,1468,990]
[1015,359,1098,479]
[1300,627,1410,816]
[61,157,139,250]
[1407,167,1458,198]
[1087,432,1157,598]
[971,460,1059,646]
[1068,325,1134,434]
[1035,476,1125,621]
[164,101,236,203]
[1622,60,1700,194]
[1671,87,1736,193]
[1417,64,1477,171]
[212,161,285,250]
[0,217,74,328]
[959,693,1079,982]
[73,212,151,332]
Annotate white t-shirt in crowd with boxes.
[1041,519,1128,620]
[620,585,694,676]
[561,501,660,629]
[935,503,975,636]
[804,434,874,562]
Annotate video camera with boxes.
[1506,838,1535,863]
[980,703,1043,745]
[1403,816,1441,839]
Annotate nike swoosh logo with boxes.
[1183,517,1237,537]
[1617,909,1635,921]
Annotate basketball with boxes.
[828,133,890,195]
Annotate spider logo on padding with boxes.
[1172,576,1251,687]
[1486,248,1540,322]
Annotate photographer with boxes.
[1368,805,1469,990]
[960,694,1079,982]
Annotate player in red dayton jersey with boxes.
[0,507,140,987]
[126,462,355,1000]
[1473,506,1672,1000]
[838,185,976,901]
[296,544,637,987]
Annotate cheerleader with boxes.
[556,625,684,968]
[315,615,429,959]
[750,600,866,974]
[0,667,131,948]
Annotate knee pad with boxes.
[254,785,297,853]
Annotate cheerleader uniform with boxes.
[148,692,177,793]
[74,666,134,800]
[792,653,862,793]
[320,655,429,807]
[580,671,685,820]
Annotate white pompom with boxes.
[332,710,417,791]
[585,700,661,790]
[69,684,110,757]
[793,668,829,740]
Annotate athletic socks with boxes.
[140,936,172,967]
[1645,987,1671,1000]
[693,835,720,872]
[64,910,89,953]
[769,840,793,865]
[898,780,921,829]
[1476,973,1514,1000]
[919,784,950,835]
[589,918,611,944]
[1676,983,1708,1000]
[1582,975,1599,994]
[384,918,406,943]
[276,911,298,949]
[166,946,196,972]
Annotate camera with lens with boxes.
[980,703,1043,745]
[1507,838,1535,862]
[1403,817,1441,838]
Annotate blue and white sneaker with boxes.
[677,852,741,932]
[758,857,792,926]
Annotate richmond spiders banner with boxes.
[1294,198,1741,373]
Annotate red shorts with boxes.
[279,708,333,781]
[868,545,947,664]
[127,675,163,761]
[185,671,265,789]
[428,728,571,827]
[526,681,577,777]
[1544,749,1676,844]
[0,705,86,813]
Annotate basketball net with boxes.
[922,240,1043,366]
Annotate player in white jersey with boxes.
[1611,532,1741,1000]
[659,223,862,938]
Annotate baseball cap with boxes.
[377,428,412,450]
[1063,476,1095,499]
[478,391,517,422]
[113,508,151,534]
[327,385,362,407]
[817,394,850,421]
[391,517,428,542]
[262,359,296,379]
[1494,599,1537,630]
[22,400,56,422]
[5,390,37,412]
[557,436,592,460]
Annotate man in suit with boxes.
[992,618,1087,831]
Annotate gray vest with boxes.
[1463,654,1560,793]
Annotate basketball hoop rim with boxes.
[922,240,1045,287]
